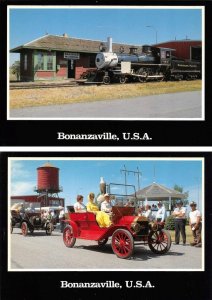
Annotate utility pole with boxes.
[120,165,142,193]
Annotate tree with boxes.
[173,184,189,207]
[10,61,20,81]
[163,184,189,211]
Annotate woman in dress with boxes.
[86,192,112,227]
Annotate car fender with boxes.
[65,219,79,237]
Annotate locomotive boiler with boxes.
[89,37,201,84]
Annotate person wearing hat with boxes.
[74,195,86,213]
[189,201,202,247]
[101,193,112,213]
[155,201,166,222]
[172,200,187,245]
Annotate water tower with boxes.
[34,162,63,206]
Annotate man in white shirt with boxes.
[142,205,154,222]
[172,200,187,245]
[189,201,202,247]
[101,193,112,213]
[155,201,166,222]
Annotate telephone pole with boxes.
[120,165,142,192]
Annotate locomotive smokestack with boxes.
[107,37,112,53]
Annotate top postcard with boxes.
[7,5,204,121]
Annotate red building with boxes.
[154,40,202,61]
[11,195,65,207]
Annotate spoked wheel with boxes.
[21,222,28,236]
[111,229,134,259]
[137,68,147,82]
[63,225,76,248]
[119,76,127,84]
[148,229,171,254]
[46,223,53,236]
[98,238,108,247]
[103,76,110,85]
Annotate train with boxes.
[81,37,201,84]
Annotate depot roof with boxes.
[10,34,143,54]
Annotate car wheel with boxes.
[111,229,134,259]
[21,222,28,236]
[148,229,171,254]
[63,225,76,248]
[46,223,53,236]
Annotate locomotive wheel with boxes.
[63,225,76,248]
[111,229,134,259]
[98,238,108,246]
[137,68,147,82]
[21,222,28,236]
[103,76,110,85]
[148,229,171,254]
[119,76,127,84]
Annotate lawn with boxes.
[169,225,194,244]
[10,80,202,109]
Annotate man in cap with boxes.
[101,193,112,213]
[189,201,202,247]
[155,201,166,222]
[172,200,187,245]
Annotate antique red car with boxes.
[63,206,171,259]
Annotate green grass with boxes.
[169,225,194,244]
[10,80,202,109]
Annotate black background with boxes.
[0,0,212,146]
[0,151,212,299]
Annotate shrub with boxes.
[164,215,175,230]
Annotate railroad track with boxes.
[10,82,78,90]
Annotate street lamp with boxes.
[146,25,158,44]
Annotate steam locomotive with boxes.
[83,37,201,84]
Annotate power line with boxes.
[120,165,142,192]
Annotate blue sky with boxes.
[10,158,203,212]
[9,7,202,65]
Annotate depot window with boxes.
[35,51,55,71]
[47,53,53,70]
[37,52,44,70]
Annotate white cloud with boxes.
[11,161,31,179]
[11,181,35,196]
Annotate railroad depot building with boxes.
[10,34,143,81]
[10,34,202,82]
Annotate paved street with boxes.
[10,91,202,119]
[9,228,203,271]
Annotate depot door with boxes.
[68,59,76,78]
